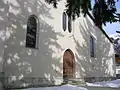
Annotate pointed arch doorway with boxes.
[63,49,75,80]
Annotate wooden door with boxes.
[63,49,74,79]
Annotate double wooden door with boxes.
[63,49,75,79]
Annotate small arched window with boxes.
[26,15,39,48]
[62,12,67,31]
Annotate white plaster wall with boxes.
[4,0,66,87]
[0,0,9,73]
[3,0,115,87]
[0,0,10,89]
[73,15,116,78]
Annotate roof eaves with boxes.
[87,12,113,43]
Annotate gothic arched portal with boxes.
[63,49,75,80]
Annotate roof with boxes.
[87,12,113,43]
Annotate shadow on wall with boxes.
[73,15,114,80]
[2,0,63,88]
[0,0,9,73]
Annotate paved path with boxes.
[84,86,120,90]
[13,86,120,90]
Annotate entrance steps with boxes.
[62,78,86,86]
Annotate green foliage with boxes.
[93,0,119,26]
[45,0,120,26]
[45,0,60,8]
[66,0,92,19]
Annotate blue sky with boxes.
[91,0,120,36]
[103,1,120,36]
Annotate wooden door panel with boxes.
[63,50,74,79]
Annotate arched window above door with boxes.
[62,12,67,31]
[68,16,72,33]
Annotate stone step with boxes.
[62,78,86,86]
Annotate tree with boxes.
[45,0,120,27]
[114,38,120,54]
[110,35,120,54]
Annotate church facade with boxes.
[0,0,115,89]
